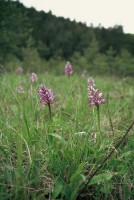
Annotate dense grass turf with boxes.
[0,73,134,199]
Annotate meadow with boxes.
[0,70,134,200]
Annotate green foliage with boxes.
[52,163,85,200]
[0,0,134,76]
[0,73,134,199]
[89,172,113,194]
[0,0,32,62]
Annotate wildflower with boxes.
[16,67,23,75]
[88,78,105,107]
[38,84,55,105]
[17,85,24,93]
[88,80,106,144]
[38,84,55,120]
[65,61,73,76]
[88,86,106,107]
[31,72,38,83]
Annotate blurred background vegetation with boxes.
[0,0,134,76]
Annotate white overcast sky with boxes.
[20,0,134,34]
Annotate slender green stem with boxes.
[107,93,114,136]
[48,103,52,120]
[30,83,33,108]
[96,105,101,144]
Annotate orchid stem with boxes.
[96,105,101,144]
[48,103,52,120]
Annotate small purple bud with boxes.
[31,72,38,83]
[17,85,24,93]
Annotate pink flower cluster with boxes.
[38,84,55,105]
[88,78,106,107]
[65,61,73,76]
[31,72,38,83]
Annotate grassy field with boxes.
[0,72,134,200]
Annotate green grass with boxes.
[0,73,134,200]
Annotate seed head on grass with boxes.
[65,61,73,76]
[30,72,38,83]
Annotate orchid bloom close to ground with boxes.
[65,61,73,76]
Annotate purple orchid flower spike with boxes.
[65,61,73,76]
[38,84,55,119]
[87,78,106,144]
[88,87,106,107]
[88,77,105,107]
[38,84,55,105]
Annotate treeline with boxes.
[0,0,134,76]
